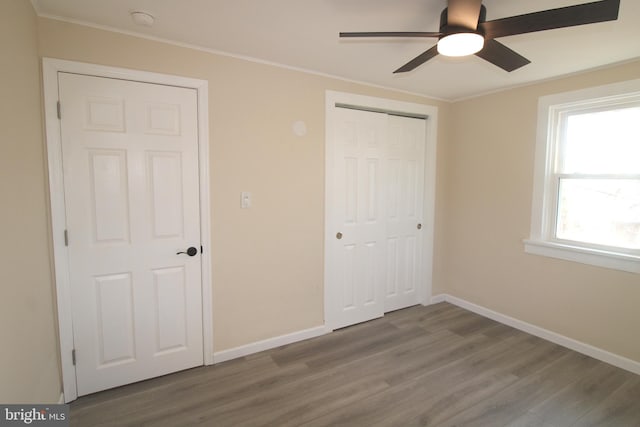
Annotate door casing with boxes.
[42,58,213,402]
[324,90,438,330]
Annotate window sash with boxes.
[548,175,640,255]
[555,101,640,175]
[555,174,640,180]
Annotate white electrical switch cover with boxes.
[241,192,251,208]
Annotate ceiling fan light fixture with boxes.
[437,32,484,57]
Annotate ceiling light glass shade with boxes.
[437,32,484,57]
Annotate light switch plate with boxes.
[241,192,251,208]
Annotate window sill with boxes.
[524,239,640,274]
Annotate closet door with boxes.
[328,107,426,329]
[384,115,425,312]
[328,107,387,329]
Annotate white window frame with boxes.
[525,79,640,274]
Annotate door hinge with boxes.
[57,101,61,120]
[64,229,69,247]
[71,349,76,366]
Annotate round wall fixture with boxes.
[292,120,307,137]
[130,11,155,27]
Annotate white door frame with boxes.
[42,58,213,402]
[324,90,438,330]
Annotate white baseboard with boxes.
[211,296,640,376]
[429,294,446,304]
[431,293,640,376]
[213,325,330,364]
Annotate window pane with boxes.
[556,179,640,249]
[563,107,640,174]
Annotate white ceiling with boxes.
[32,0,640,101]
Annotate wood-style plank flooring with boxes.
[70,303,640,426]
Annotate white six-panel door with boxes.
[329,107,426,329]
[330,108,388,329]
[385,115,426,312]
[59,73,203,395]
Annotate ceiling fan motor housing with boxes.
[439,4,487,38]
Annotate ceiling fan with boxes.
[340,0,621,72]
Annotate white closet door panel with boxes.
[330,108,387,329]
[385,115,426,312]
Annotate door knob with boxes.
[417,223,422,230]
[177,246,198,256]
[336,232,343,240]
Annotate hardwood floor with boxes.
[70,303,640,426]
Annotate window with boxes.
[526,80,640,274]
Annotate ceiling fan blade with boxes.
[447,0,484,29]
[479,0,620,40]
[340,31,441,38]
[394,45,439,73]
[475,39,531,72]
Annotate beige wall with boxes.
[0,0,61,403]
[443,60,640,362]
[36,18,448,352]
[6,5,637,403]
